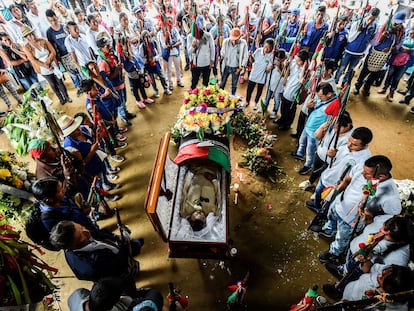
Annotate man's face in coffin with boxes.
[189,210,207,231]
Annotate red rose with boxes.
[218,95,225,102]
[203,89,211,96]
[192,88,199,95]
[265,155,272,161]
[183,98,190,104]
[358,243,366,249]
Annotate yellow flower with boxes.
[0,168,12,180]
[216,102,225,109]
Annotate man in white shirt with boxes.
[187,15,215,89]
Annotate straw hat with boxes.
[342,0,361,10]
[230,27,241,40]
[21,25,35,37]
[57,114,82,137]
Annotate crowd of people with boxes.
[1,0,414,309]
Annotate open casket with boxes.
[145,132,231,259]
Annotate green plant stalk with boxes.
[9,255,31,304]
[7,274,22,305]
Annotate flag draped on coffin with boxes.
[174,143,231,172]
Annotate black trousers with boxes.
[355,60,381,92]
[279,95,297,129]
[295,111,308,138]
[246,80,265,104]
[191,66,211,89]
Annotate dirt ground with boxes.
[1,68,414,310]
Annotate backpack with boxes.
[25,202,61,251]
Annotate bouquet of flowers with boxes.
[171,84,242,143]
[0,151,35,220]
[0,214,58,307]
[240,147,282,183]
[2,85,60,156]
[230,112,274,147]
[395,179,414,218]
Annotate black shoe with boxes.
[121,118,132,126]
[76,89,82,97]
[305,200,320,213]
[399,99,409,105]
[126,112,137,119]
[322,283,343,300]
[290,152,304,161]
[299,166,312,175]
[353,88,360,95]
[184,64,190,71]
[319,250,340,264]
[319,230,335,239]
[65,97,73,103]
[290,132,299,138]
[397,89,407,95]
[411,107,414,114]
[309,224,323,232]
[0,111,6,117]
[324,263,343,279]
[95,211,110,221]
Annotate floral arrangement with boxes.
[395,179,414,218]
[0,214,58,307]
[0,151,35,220]
[240,147,282,183]
[230,111,281,182]
[2,86,60,156]
[231,112,266,146]
[171,84,242,143]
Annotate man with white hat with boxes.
[220,27,248,95]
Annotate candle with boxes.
[234,192,238,205]
[239,173,243,182]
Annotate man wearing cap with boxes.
[133,5,155,38]
[335,7,380,87]
[220,27,248,95]
[278,8,301,52]
[28,138,81,196]
[354,10,406,97]
[86,13,112,53]
[187,15,215,89]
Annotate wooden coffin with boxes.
[145,132,230,259]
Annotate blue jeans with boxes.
[323,205,353,256]
[67,68,82,89]
[384,65,407,91]
[296,130,317,168]
[314,179,326,211]
[335,52,362,86]
[18,69,39,91]
[116,88,129,120]
[263,89,281,114]
[220,66,239,95]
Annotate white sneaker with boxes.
[310,192,316,200]
[110,155,125,163]
[269,112,277,119]
[299,180,311,191]
[106,174,118,181]
[253,102,258,110]
[154,91,160,98]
